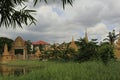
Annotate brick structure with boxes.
[9,36,27,60]
[1,43,12,62]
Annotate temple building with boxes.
[9,36,27,60]
[114,32,120,59]
[69,36,78,52]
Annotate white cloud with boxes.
[88,23,108,35]
[87,23,108,41]
[1,0,120,43]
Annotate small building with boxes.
[32,40,50,51]
[9,36,27,60]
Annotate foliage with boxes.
[0,0,73,28]
[25,40,32,54]
[0,37,13,54]
[78,38,99,62]
[32,36,116,63]
[0,0,36,28]
[99,42,115,64]
[42,42,78,61]
[34,0,73,9]
[104,30,119,45]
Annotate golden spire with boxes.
[69,36,78,52]
[3,43,9,55]
[72,36,74,42]
[4,43,8,52]
[119,31,120,39]
[84,28,89,43]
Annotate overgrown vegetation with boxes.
[1,60,120,80]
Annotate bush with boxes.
[99,43,114,64]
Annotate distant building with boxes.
[32,40,50,51]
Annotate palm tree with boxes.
[104,30,119,45]
[0,0,36,28]
[34,0,73,9]
[0,0,73,28]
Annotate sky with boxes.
[0,0,120,44]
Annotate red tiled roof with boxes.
[32,40,49,45]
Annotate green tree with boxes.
[25,40,32,54]
[0,0,36,28]
[99,42,115,64]
[104,30,118,45]
[0,0,73,28]
[78,38,99,62]
[46,42,78,61]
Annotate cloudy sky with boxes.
[0,0,120,43]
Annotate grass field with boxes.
[1,60,120,80]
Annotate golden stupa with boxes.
[114,32,120,59]
[69,36,78,52]
[2,43,12,61]
[35,47,41,57]
[84,29,89,43]
[2,43,10,56]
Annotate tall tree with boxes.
[104,30,118,45]
[0,0,73,28]
[25,40,32,54]
[78,38,99,62]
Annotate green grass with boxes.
[1,60,120,80]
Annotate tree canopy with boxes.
[0,0,73,28]
[104,30,119,45]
